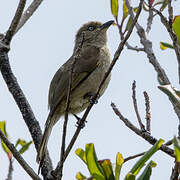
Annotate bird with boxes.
[36,20,114,166]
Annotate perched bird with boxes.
[36,20,114,165]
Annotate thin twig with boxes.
[170,161,180,180]
[0,129,41,180]
[15,0,44,33]
[168,0,173,28]
[124,152,145,163]
[53,0,144,175]
[152,8,180,84]
[165,139,173,146]
[57,33,85,180]
[111,102,174,157]
[143,91,151,133]
[6,159,13,180]
[132,81,145,131]
[3,0,26,45]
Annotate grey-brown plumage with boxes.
[36,20,114,165]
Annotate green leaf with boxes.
[172,16,180,45]
[160,42,174,50]
[123,0,128,19]
[173,137,180,162]
[137,161,157,180]
[115,152,124,180]
[99,159,115,180]
[18,141,32,154]
[15,139,26,147]
[129,139,164,176]
[75,172,87,180]
[125,16,133,32]
[75,148,87,164]
[0,121,12,159]
[111,0,119,18]
[160,0,168,11]
[125,173,135,180]
[85,143,105,180]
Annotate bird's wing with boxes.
[48,46,100,113]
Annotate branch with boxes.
[57,33,85,180]
[143,91,151,133]
[0,129,41,180]
[125,0,180,121]
[132,81,145,130]
[170,161,180,180]
[3,0,26,45]
[111,102,174,157]
[6,159,13,180]
[0,42,52,178]
[152,8,180,83]
[15,0,44,33]
[53,0,144,176]
[124,152,145,163]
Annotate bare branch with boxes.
[170,161,180,180]
[152,8,180,83]
[0,48,53,178]
[0,129,41,180]
[3,0,26,45]
[146,9,153,33]
[132,81,145,131]
[111,102,174,157]
[57,33,85,180]
[143,91,151,133]
[6,159,13,180]
[16,0,44,33]
[124,152,145,163]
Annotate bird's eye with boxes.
[88,26,95,31]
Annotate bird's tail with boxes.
[36,114,54,165]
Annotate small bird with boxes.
[36,20,114,165]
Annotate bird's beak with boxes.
[100,20,114,30]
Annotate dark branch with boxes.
[111,102,174,157]
[0,48,52,178]
[170,161,180,180]
[124,152,145,163]
[0,129,41,180]
[3,0,26,45]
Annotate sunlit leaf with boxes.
[15,139,26,147]
[137,161,157,180]
[123,0,128,19]
[129,139,164,175]
[85,143,105,180]
[99,159,115,180]
[160,42,174,50]
[160,0,168,11]
[173,137,180,162]
[0,121,12,159]
[75,172,87,180]
[18,141,32,154]
[115,152,124,180]
[75,148,87,164]
[172,16,180,45]
[125,173,135,180]
[111,0,119,18]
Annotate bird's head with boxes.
[74,20,114,49]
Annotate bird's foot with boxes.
[84,92,99,104]
[73,114,87,128]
